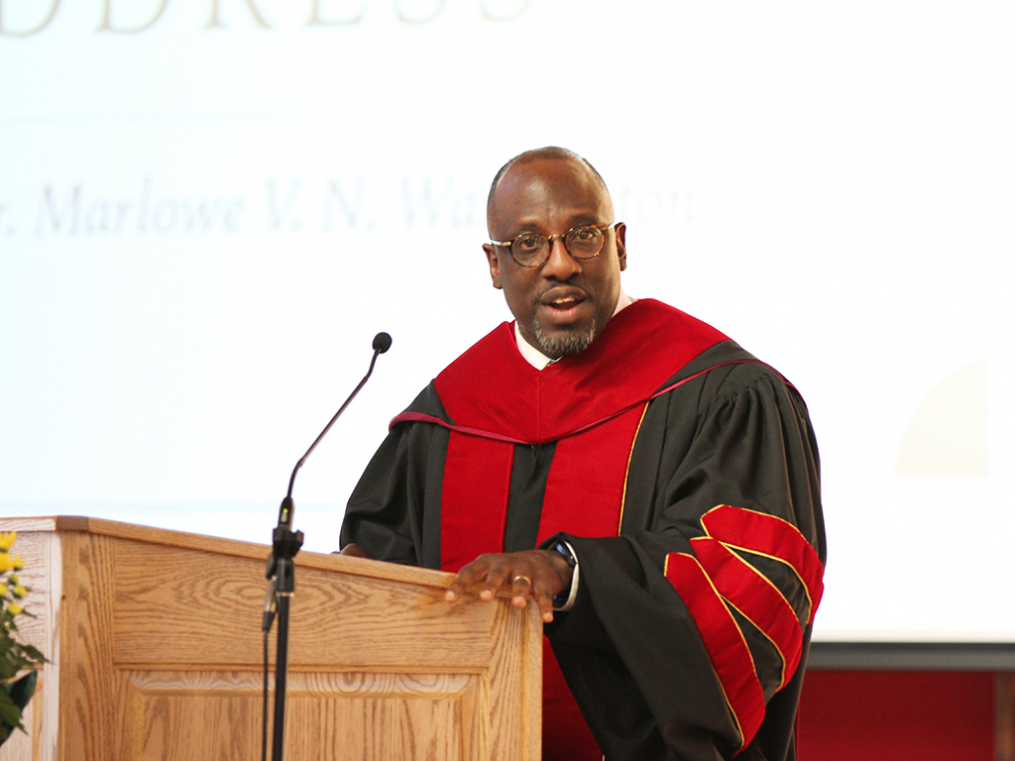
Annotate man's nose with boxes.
[541,236,582,280]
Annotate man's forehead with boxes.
[488,157,612,231]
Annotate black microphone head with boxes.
[372,332,392,354]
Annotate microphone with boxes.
[373,332,392,354]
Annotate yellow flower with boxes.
[0,554,10,573]
[8,574,17,585]
[0,583,6,596]
[8,603,23,615]
[13,585,26,598]
[0,531,15,551]
[12,556,24,571]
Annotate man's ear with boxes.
[615,223,628,272]
[483,244,504,289]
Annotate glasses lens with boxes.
[565,226,605,259]
[511,233,549,266]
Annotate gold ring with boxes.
[512,575,532,585]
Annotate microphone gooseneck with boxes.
[280,332,393,524]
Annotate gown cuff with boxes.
[553,540,580,612]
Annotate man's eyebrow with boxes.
[508,213,603,233]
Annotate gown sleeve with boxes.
[544,360,825,761]
[340,383,450,570]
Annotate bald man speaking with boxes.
[341,147,826,761]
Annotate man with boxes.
[341,147,825,761]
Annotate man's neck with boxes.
[515,290,634,370]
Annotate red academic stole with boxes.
[426,300,727,760]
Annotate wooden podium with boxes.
[0,517,542,761]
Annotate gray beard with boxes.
[534,320,597,359]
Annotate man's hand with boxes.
[445,550,573,623]
[338,543,370,558]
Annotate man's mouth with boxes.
[538,288,591,323]
[541,286,588,309]
[546,295,584,310]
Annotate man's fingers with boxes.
[446,554,499,601]
[509,572,533,608]
[445,582,463,602]
[339,543,370,559]
[537,592,555,623]
[445,550,570,620]
[480,561,513,601]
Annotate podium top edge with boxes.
[0,516,89,532]
[0,515,454,588]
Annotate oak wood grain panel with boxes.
[288,691,464,761]
[59,533,118,761]
[520,604,543,761]
[0,519,59,533]
[124,681,262,761]
[477,600,542,761]
[120,670,476,761]
[126,670,475,699]
[483,603,519,761]
[117,669,145,761]
[112,540,498,670]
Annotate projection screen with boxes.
[1,0,1013,645]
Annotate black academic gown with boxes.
[341,299,826,761]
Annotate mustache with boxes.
[535,277,587,299]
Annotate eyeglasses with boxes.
[489,223,620,268]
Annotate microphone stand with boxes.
[263,333,391,761]
[266,499,302,761]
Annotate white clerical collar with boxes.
[514,290,634,370]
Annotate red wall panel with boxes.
[797,670,994,761]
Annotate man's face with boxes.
[483,158,627,359]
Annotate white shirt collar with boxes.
[514,289,634,370]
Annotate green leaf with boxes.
[20,645,47,665]
[0,661,16,682]
[7,671,37,711]
[0,689,25,733]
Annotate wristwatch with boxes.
[549,539,577,609]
